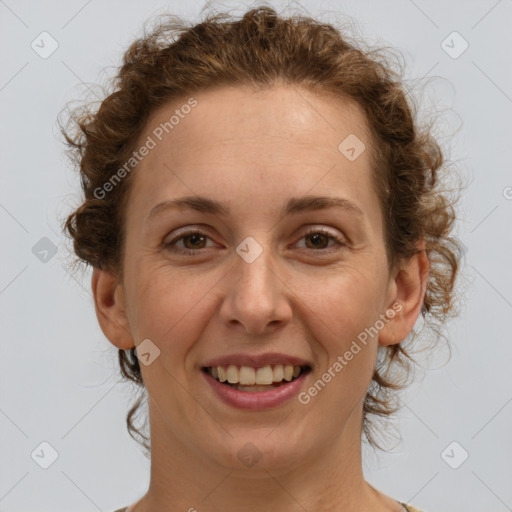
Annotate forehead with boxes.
[126,84,377,217]
[145,84,370,153]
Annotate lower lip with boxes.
[202,370,309,410]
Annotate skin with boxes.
[92,84,429,511]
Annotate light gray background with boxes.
[1,1,511,511]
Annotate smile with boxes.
[201,364,312,409]
[204,364,309,388]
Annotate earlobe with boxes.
[379,246,429,347]
[91,267,134,350]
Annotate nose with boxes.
[219,240,292,335]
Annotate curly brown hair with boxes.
[60,5,461,456]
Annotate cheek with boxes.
[125,246,388,368]
[126,264,224,359]
[295,274,381,412]
[289,261,387,334]
[288,265,385,391]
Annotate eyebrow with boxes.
[148,194,364,221]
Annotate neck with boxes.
[133,399,398,512]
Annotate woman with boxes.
[62,6,459,511]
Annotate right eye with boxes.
[163,230,216,255]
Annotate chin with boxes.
[202,428,310,475]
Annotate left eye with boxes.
[164,228,345,255]
[296,228,345,252]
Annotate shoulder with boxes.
[403,505,425,512]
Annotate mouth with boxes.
[201,364,312,392]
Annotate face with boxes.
[100,84,407,474]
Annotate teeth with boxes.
[239,366,256,385]
[208,364,306,385]
[255,366,273,385]
[273,364,284,382]
[226,365,238,384]
[218,366,227,383]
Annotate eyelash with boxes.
[163,227,346,256]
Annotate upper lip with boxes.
[202,352,312,369]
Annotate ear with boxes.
[379,244,429,346]
[91,267,134,350]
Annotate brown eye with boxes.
[296,227,346,254]
[182,233,208,250]
[164,230,214,255]
[304,231,330,249]
[164,227,346,256]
